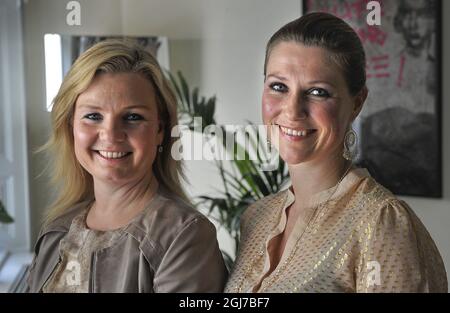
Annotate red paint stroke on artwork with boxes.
[371,55,389,61]
[397,54,406,87]
[306,0,388,46]
[367,54,390,79]
[374,64,389,70]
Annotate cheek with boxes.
[131,128,160,170]
[130,126,159,151]
[73,124,96,150]
[72,124,97,170]
[313,104,346,134]
[262,93,281,124]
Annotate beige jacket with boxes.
[26,189,228,292]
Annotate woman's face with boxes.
[73,72,164,186]
[262,42,364,166]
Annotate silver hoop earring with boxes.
[158,145,163,153]
[343,128,357,161]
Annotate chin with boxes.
[93,171,130,184]
[279,152,308,166]
[278,146,308,163]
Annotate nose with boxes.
[283,92,308,120]
[406,12,418,30]
[99,118,126,143]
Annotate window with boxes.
[0,0,31,252]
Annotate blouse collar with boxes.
[284,167,371,211]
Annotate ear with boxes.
[350,86,368,122]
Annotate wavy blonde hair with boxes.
[40,39,189,225]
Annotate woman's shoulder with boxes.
[350,174,401,217]
[156,189,207,221]
[352,175,434,242]
[130,190,214,241]
[240,190,289,229]
[39,200,91,236]
[125,191,221,269]
[32,200,91,257]
[336,172,436,246]
[352,179,447,292]
[252,189,287,208]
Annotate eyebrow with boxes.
[77,104,151,111]
[266,74,336,88]
[266,74,287,81]
[308,80,336,88]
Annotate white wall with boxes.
[22,0,449,288]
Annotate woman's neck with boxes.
[87,175,159,231]
[288,155,351,202]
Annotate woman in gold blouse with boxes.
[225,12,447,293]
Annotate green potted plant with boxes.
[168,71,289,269]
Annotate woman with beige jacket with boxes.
[26,40,227,293]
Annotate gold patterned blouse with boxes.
[225,168,447,293]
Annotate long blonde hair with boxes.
[40,39,189,225]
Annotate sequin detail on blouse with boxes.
[225,168,447,293]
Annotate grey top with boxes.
[26,187,228,293]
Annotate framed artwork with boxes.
[304,0,442,197]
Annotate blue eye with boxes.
[269,82,288,93]
[307,88,330,98]
[124,113,144,121]
[83,113,102,121]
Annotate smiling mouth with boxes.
[277,125,316,137]
[95,150,132,159]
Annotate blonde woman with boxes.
[26,40,227,292]
[225,13,447,293]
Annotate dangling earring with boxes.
[343,128,357,161]
[158,145,163,153]
[266,120,276,150]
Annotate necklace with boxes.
[233,162,353,293]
